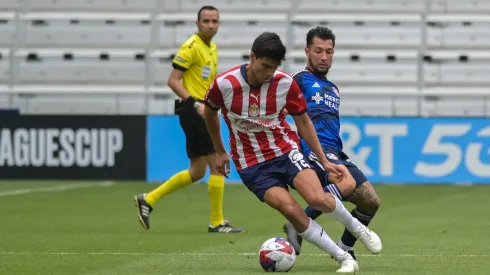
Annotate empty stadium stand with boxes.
[0,0,489,115]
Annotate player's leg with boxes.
[203,153,244,233]
[285,149,381,254]
[339,180,381,257]
[135,157,206,229]
[303,152,357,221]
[263,186,359,273]
[134,102,207,230]
[284,150,357,255]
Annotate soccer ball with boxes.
[259,237,296,272]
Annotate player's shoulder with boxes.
[290,69,310,87]
[179,34,200,50]
[213,65,243,91]
[274,69,294,83]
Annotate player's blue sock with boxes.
[304,184,345,220]
[340,207,374,249]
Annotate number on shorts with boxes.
[288,149,310,170]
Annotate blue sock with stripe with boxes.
[304,184,345,220]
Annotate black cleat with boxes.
[208,220,245,233]
[283,222,303,256]
[134,194,152,230]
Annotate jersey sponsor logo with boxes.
[202,66,211,80]
[237,118,277,131]
[0,128,123,168]
[249,103,259,117]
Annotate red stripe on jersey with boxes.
[253,131,275,161]
[224,75,243,115]
[266,74,285,115]
[222,109,241,170]
[281,119,300,148]
[237,130,258,167]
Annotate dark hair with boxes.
[197,6,219,21]
[306,26,336,48]
[251,32,287,63]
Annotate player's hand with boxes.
[323,162,347,180]
[216,151,230,178]
[196,103,205,117]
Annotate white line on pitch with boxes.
[0,181,115,197]
[0,252,487,257]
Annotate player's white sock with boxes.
[338,240,354,252]
[298,218,345,258]
[324,196,360,232]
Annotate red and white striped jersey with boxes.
[205,64,307,170]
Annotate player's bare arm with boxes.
[203,105,229,177]
[168,69,205,115]
[292,113,347,179]
[346,181,381,216]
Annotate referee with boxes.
[135,6,244,233]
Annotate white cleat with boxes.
[352,223,382,254]
[335,252,360,273]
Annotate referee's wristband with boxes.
[184,96,200,110]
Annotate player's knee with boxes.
[359,193,381,215]
[188,164,206,182]
[328,174,356,197]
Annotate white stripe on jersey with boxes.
[259,83,269,117]
[248,132,266,163]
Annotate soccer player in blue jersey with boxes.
[283,26,382,260]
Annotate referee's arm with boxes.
[168,68,191,101]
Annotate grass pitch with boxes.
[0,180,489,274]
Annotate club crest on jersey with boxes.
[332,87,339,97]
[326,153,338,160]
[249,103,259,117]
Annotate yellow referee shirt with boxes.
[172,34,218,101]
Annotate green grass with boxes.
[0,181,489,274]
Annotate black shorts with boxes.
[177,100,215,159]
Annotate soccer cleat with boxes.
[283,222,303,255]
[351,223,382,254]
[208,220,244,233]
[331,249,357,261]
[134,194,152,230]
[335,252,360,273]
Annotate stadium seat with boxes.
[170,0,292,12]
[0,49,10,84]
[15,49,147,85]
[297,0,426,13]
[0,12,16,47]
[431,0,490,13]
[28,0,158,13]
[22,13,155,49]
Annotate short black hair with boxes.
[251,32,286,63]
[197,6,219,21]
[306,26,336,48]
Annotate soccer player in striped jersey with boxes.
[282,26,382,261]
[203,32,382,273]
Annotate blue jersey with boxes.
[292,69,342,154]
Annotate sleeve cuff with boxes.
[288,108,307,116]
